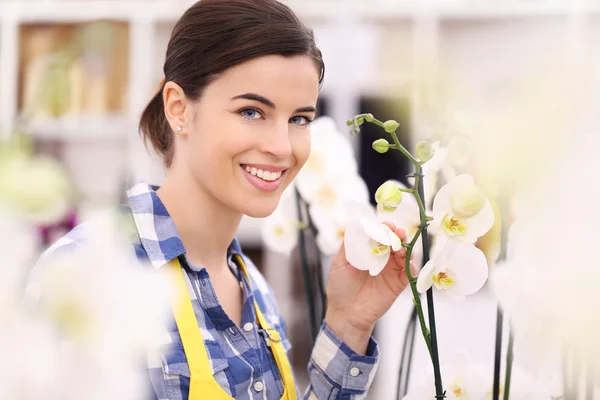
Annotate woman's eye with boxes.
[240,108,262,120]
[290,116,312,126]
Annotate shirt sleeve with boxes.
[303,322,379,400]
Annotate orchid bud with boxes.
[416,141,435,162]
[383,120,400,133]
[364,113,374,122]
[372,139,390,154]
[450,184,486,218]
[375,181,403,213]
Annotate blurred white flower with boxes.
[344,201,401,276]
[0,314,64,399]
[430,174,494,243]
[417,241,488,300]
[0,153,72,225]
[28,212,172,359]
[490,133,600,382]
[260,186,299,255]
[297,171,369,210]
[295,116,357,184]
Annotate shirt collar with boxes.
[126,181,241,269]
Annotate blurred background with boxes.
[1,0,599,398]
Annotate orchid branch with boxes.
[348,114,445,399]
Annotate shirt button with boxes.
[253,381,264,392]
[350,367,360,377]
[243,322,254,332]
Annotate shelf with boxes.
[1,1,599,24]
[24,115,131,140]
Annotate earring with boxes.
[176,125,182,132]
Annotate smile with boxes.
[240,164,287,193]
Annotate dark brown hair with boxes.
[139,0,325,167]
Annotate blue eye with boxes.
[240,108,262,120]
[290,116,312,126]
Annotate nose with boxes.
[259,120,292,159]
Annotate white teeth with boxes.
[243,165,283,182]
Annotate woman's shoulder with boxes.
[40,205,136,260]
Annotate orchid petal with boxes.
[381,223,402,251]
[417,259,436,293]
[260,210,298,255]
[432,174,475,216]
[443,242,489,295]
[462,199,495,241]
[344,220,388,272]
[362,218,392,246]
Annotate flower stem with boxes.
[294,187,318,344]
[503,331,514,400]
[416,166,445,399]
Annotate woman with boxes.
[37,0,414,398]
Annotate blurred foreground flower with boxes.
[0,210,174,399]
[343,201,401,276]
[490,134,600,389]
[402,351,554,400]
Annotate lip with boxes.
[241,165,286,193]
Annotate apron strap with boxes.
[167,255,297,399]
[233,255,297,400]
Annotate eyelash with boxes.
[237,107,314,126]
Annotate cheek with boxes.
[292,132,311,169]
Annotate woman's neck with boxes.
[156,168,243,274]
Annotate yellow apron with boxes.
[166,254,297,399]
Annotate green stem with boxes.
[415,166,444,399]
[399,188,415,194]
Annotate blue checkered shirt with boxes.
[34,182,380,399]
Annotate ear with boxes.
[163,81,190,136]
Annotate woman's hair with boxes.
[139,0,325,167]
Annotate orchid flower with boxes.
[430,174,494,243]
[343,201,402,276]
[260,186,299,255]
[416,240,488,300]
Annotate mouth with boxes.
[240,164,288,193]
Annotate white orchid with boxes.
[295,116,357,184]
[343,201,402,276]
[374,180,423,265]
[430,174,494,243]
[416,241,488,300]
[260,186,299,255]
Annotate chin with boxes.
[237,197,280,219]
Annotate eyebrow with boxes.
[230,93,317,114]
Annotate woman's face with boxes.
[180,55,320,218]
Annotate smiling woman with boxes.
[31,0,415,399]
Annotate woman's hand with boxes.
[324,222,417,354]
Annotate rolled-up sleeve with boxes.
[304,322,379,399]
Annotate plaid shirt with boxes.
[35,182,380,399]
